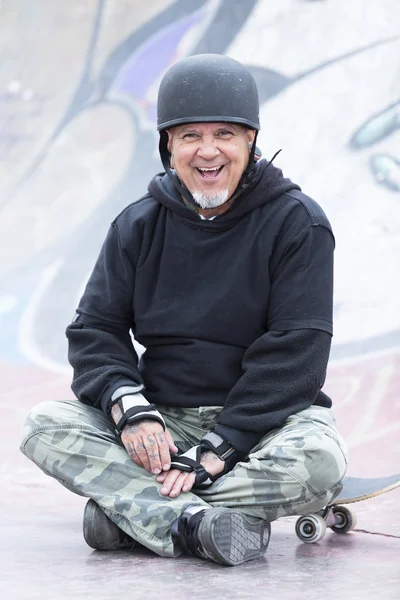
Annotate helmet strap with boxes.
[246,132,259,174]
[265,148,282,168]
[238,131,259,188]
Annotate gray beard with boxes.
[192,189,229,209]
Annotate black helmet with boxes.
[157,54,260,208]
[157,54,260,132]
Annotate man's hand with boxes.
[156,450,225,498]
[111,404,178,474]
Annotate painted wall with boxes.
[1,0,399,474]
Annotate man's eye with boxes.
[217,131,233,137]
[182,133,199,140]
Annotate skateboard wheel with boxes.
[295,514,327,543]
[331,505,357,534]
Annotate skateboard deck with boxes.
[295,474,400,543]
[333,473,400,504]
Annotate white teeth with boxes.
[198,166,222,172]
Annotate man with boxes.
[21,54,347,566]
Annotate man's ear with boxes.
[247,128,256,145]
[166,130,176,168]
[166,129,173,153]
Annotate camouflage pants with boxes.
[20,400,347,557]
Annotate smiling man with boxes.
[21,54,347,567]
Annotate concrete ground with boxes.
[1,1,399,598]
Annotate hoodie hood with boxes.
[148,159,301,230]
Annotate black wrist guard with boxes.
[169,431,243,489]
[200,431,240,471]
[111,392,166,435]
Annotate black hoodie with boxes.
[67,160,334,454]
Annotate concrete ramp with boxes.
[1,1,399,598]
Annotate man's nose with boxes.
[196,142,220,160]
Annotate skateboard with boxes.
[295,473,400,543]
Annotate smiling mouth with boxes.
[195,165,225,179]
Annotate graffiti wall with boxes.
[1,0,399,474]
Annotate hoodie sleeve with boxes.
[213,222,335,455]
[213,329,332,454]
[66,222,144,413]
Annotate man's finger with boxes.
[166,428,179,454]
[169,471,190,498]
[123,439,144,468]
[156,471,168,483]
[160,469,182,496]
[134,440,151,471]
[156,430,173,471]
[182,472,196,493]
[143,433,162,474]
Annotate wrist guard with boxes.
[170,431,242,489]
[110,389,165,435]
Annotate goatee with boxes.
[192,189,229,209]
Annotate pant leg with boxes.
[20,400,210,558]
[21,400,347,554]
[198,406,348,521]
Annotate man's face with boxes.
[167,122,256,206]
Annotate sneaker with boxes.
[173,506,271,566]
[83,499,136,551]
